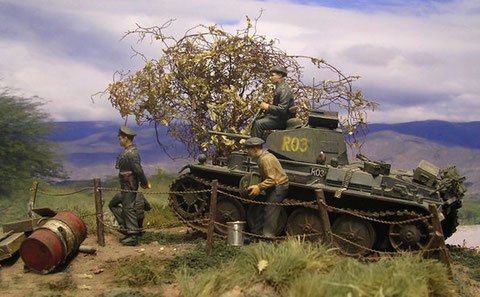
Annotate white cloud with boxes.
[0,0,479,123]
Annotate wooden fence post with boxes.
[316,189,333,245]
[94,178,105,247]
[206,180,218,256]
[28,181,39,218]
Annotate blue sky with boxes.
[0,0,479,123]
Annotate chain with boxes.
[36,187,94,196]
[214,221,324,240]
[98,187,210,195]
[330,231,445,257]
[189,174,240,193]
[217,190,317,207]
[319,200,434,225]
[96,215,209,232]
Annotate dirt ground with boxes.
[0,230,189,297]
[2,229,480,297]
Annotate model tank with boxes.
[168,109,466,255]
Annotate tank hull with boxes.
[169,152,464,255]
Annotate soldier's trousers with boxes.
[135,192,151,229]
[252,183,289,237]
[109,190,139,235]
[251,115,286,139]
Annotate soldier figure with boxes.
[245,137,289,238]
[109,126,151,246]
[251,66,295,139]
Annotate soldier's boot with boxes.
[120,235,138,246]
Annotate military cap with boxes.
[269,66,288,76]
[244,137,265,147]
[118,126,137,137]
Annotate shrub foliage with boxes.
[102,14,378,159]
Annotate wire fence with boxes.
[29,176,451,269]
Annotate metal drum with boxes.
[227,221,246,247]
[20,211,87,273]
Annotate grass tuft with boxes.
[143,203,179,228]
[175,238,458,297]
[139,230,202,245]
[171,240,241,271]
[113,256,171,287]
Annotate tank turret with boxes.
[266,109,348,165]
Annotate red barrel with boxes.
[20,211,87,273]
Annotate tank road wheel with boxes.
[214,196,246,235]
[169,175,208,219]
[388,217,434,252]
[332,215,376,257]
[246,203,287,236]
[286,208,324,240]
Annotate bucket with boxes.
[20,211,87,273]
[227,221,246,247]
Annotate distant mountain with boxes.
[51,121,480,194]
[368,121,480,149]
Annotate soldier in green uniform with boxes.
[251,66,295,139]
[109,126,151,246]
[245,137,289,238]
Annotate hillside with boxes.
[368,121,480,149]
[359,130,480,193]
[53,122,189,180]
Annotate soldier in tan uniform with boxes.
[246,137,289,237]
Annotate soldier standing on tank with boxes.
[245,137,289,238]
[251,66,295,139]
[109,126,151,246]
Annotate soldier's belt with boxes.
[119,171,133,178]
[119,171,136,189]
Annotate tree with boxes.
[101,14,378,160]
[0,89,67,198]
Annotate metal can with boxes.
[227,221,246,247]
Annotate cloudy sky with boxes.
[0,0,479,124]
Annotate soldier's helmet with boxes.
[269,66,288,77]
[286,118,303,130]
[118,126,137,137]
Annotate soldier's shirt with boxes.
[257,150,288,191]
[267,80,294,121]
[117,144,148,188]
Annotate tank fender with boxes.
[178,164,191,174]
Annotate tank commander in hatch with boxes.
[251,66,295,139]
[109,126,151,246]
[245,137,289,238]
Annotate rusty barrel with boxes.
[20,211,87,273]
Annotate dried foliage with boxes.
[103,13,378,159]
